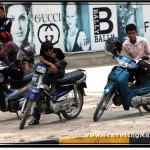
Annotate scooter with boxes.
[18,51,87,129]
[0,60,33,119]
[93,45,150,121]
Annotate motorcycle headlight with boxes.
[115,58,135,69]
[35,64,46,73]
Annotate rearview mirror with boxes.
[17,50,26,60]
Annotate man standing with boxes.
[0,6,12,33]
[0,6,12,49]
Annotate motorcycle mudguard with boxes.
[77,82,87,96]
[25,88,39,102]
[108,66,130,110]
[24,73,41,102]
[104,81,117,95]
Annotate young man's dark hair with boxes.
[0,6,5,11]
[41,40,53,52]
[125,23,137,33]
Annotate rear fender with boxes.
[77,82,87,96]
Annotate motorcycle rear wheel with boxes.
[62,88,83,120]
[143,105,150,112]
[93,91,113,121]
[19,100,33,129]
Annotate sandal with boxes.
[28,119,39,125]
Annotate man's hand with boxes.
[28,63,33,69]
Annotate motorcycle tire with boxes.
[19,100,33,129]
[93,91,113,121]
[18,98,29,120]
[143,105,150,112]
[62,88,83,120]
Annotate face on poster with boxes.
[3,3,35,50]
[62,2,91,53]
[89,3,118,51]
[32,2,65,55]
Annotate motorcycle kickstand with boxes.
[57,112,65,123]
[16,111,21,119]
[137,106,143,116]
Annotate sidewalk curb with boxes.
[59,136,129,144]
[20,133,150,144]
[59,134,150,144]
[59,133,150,144]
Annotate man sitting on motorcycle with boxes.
[28,40,67,125]
[0,31,26,111]
[122,23,150,84]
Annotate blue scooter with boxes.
[93,37,150,121]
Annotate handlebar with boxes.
[27,61,51,74]
[141,56,150,61]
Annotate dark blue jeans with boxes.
[33,62,65,120]
[42,62,65,86]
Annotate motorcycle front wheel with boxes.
[143,105,150,112]
[19,100,33,129]
[62,88,83,120]
[93,91,113,121]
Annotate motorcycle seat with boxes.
[10,70,34,89]
[136,73,150,85]
[11,70,33,82]
[57,69,85,85]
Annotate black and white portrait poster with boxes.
[117,2,144,43]
[3,3,35,51]
[62,2,91,53]
[89,3,118,51]
[32,2,65,54]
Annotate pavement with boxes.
[0,65,150,145]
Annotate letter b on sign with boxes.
[93,7,113,35]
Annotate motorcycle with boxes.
[0,59,33,119]
[18,51,87,129]
[93,38,150,121]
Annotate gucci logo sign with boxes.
[38,23,60,45]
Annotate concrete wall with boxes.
[35,51,116,69]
